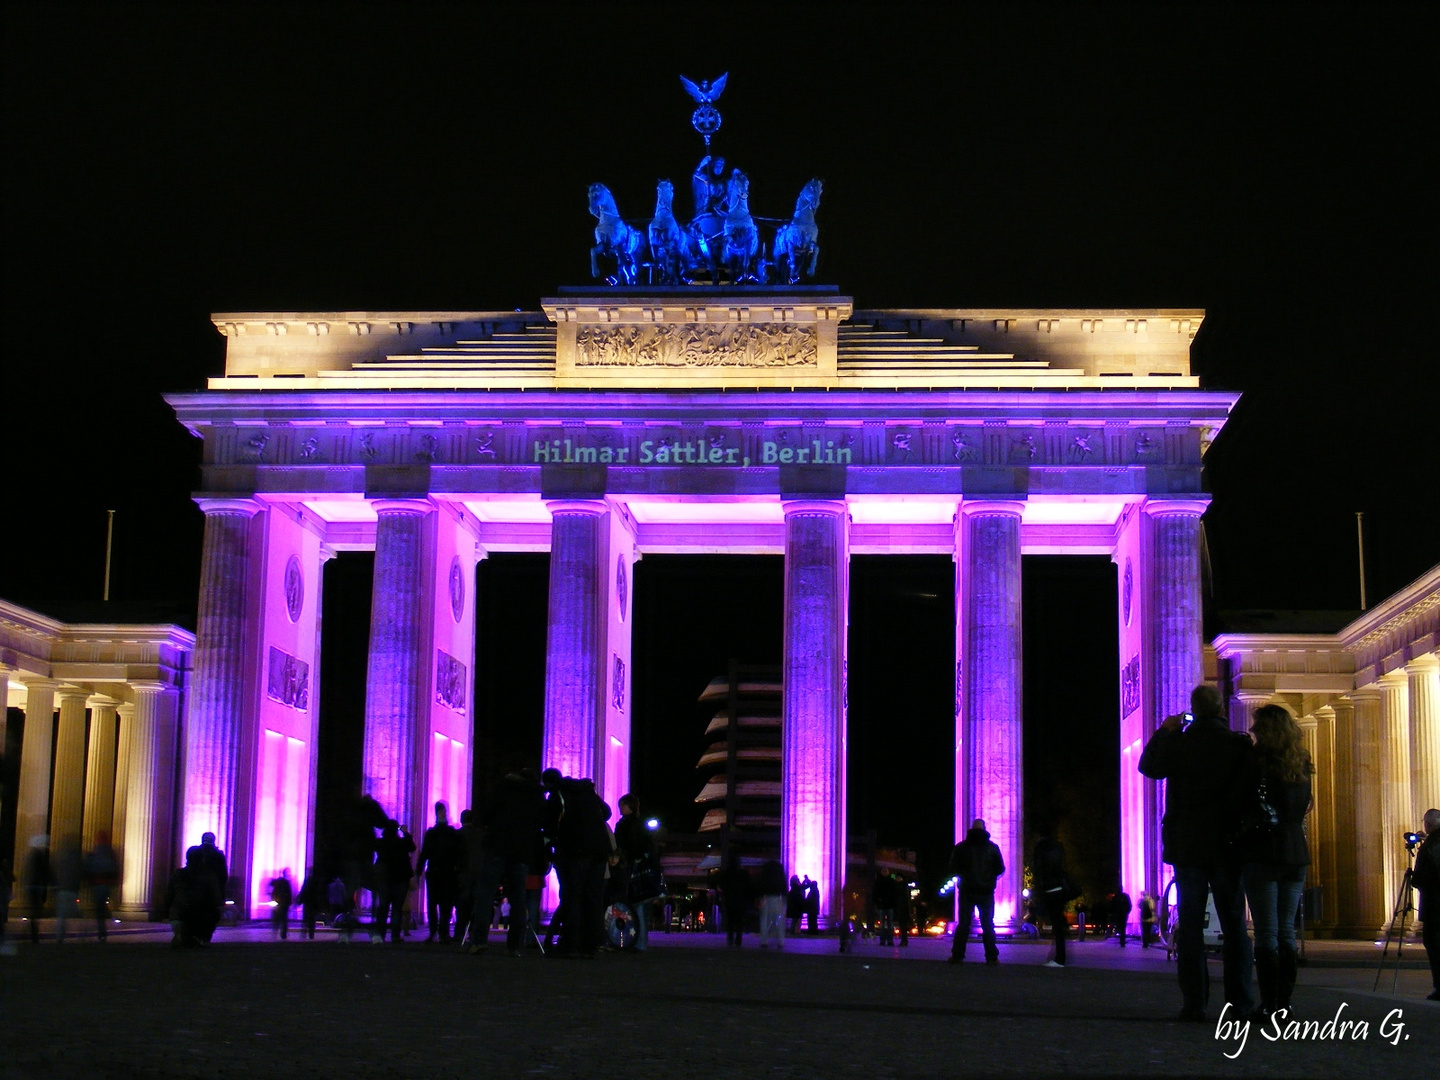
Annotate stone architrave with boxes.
[956,501,1024,926]
[49,686,90,854]
[363,499,435,836]
[81,694,121,851]
[119,682,181,917]
[1407,656,1440,827]
[541,501,609,783]
[781,500,849,927]
[183,498,261,859]
[13,679,57,862]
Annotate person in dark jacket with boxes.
[371,820,415,943]
[165,847,222,948]
[1138,683,1255,1021]
[23,835,51,945]
[872,870,899,945]
[1112,890,1133,947]
[614,794,659,951]
[786,875,804,935]
[1032,829,1071,967]
[1139,892,1157,948]
[466,770,547,955]
[268,870,293,939]
[185,832,228,942]
[83,830,120,942]
[716,852,752,947]
[542,769,612,957]
[948,818,1005,964]
[1238,704,1313,1017]
[1412,808,1440,1002]
[296,867,324,939]
[416,802,462,942]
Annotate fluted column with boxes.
[119,682,180,917]
[13,679,56,864]
[363,499,434,831]
[1231,692,1270,734]
[49,686,90,853]
[1348,690,1388,933]
[81,694,120,850]
[782,500,849,927]
[541,500,608,782]
[958,500,1024,925]
[1407,656,1440,825]
[1330,698,1361,934]
[0,664,9,757]
[110,702,136,872]
[183,498,260,856]
[1379,671,1411,897]
[1311,705,1337,928]
[1143,499,1208,894]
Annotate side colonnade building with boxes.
[166,291,1235,925]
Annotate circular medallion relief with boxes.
[616,555,628,621]
[449,556,465,623]
[283,555,304,623]
[1122,557,1134,627]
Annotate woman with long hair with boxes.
[1240,704,1313,1018]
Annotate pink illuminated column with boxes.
[542,501,608,782]
[363,499,435,835]
[183,498,260,856]
[956,501,1023,926]
[781,500,849,927]
[119,681,180,917]
[1142,498,1207,895]
[12,679,56,862]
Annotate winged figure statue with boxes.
[680,73,728,104]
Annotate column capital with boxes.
[128,679,176,696]
[545,498,607,517]
[20,677,59,693]
[370,497,434,516]
[1315,703,1337,720]
[1379,668,1410,688]
[116,701,136,718]
[194,497,262,518]
[1405,655,1440,675]
[958,499,1026,519]
[1141,497,1210,518]
[86,693,120,710]
[1349,686,1383,704]
[55,684,90,704]
[781,499,849,520]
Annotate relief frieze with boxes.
[575,323,817,367]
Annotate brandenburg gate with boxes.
[167,292,1234,922]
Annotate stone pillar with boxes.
[1143,499,1207,895]
[541,500,608,783]
[13,679,56,865]
[1378,671,1411,898]
[183,498,260,857]
[119,682,181,917]
[1311,705,1337,929]
[782,500,849,927]
[81,694,120,851]
[110,702,136,872]
[1348,690,1388,934]
[363,499,435,833]
[957,500,1024,925]
[49,686,90,853]
[1231,692,1270,734]
[1407,656,1440,826]
[0,664,9,760]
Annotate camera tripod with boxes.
[1372,847,1416,993]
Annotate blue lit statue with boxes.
[721,169,762,285]
[683,154,729,283]
[648,179,687,286]
[589,183,645,285]
[773,178,823,284]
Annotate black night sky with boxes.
[2,4,1434,891]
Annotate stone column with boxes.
[1407,656,1440,826]
[81,694,120,851]
[1348,690,1388,934]
[541,500,608,782]
[0,664,9,759]
[110,702,136,872]
[957,500,1024,925]
[782,500,849,927]
[119,682,180,917]
[363,499,435,833]
[49,686,90,853]
[1378,671,1411,898]
[1231,692,1270,734]
[183,498,260,857]
[1311,705,1337,928]
[1143,500,1207,894]
[13,679,56,864]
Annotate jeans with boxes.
[760,895,786,945]
[953,890,998,962]
[632,897,650,950]
[1243,863,1305,952]
[1040,891,1068,965]
[1173,863,1254,1013]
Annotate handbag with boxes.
[627,853,667,903]
[1235,776,1280,843]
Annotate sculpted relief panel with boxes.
[575,323,817,368]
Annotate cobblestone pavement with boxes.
[2,925,1436,1079]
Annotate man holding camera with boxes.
[1138,683,1255,1021]
[1412,808,1440,1002]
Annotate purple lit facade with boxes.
[169,299,1233,919]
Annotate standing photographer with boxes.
[1412,809,1440,1002]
